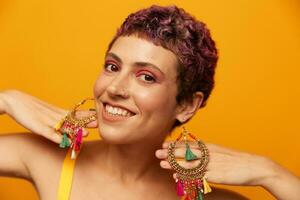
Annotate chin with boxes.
[98,124,134,144]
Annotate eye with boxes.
[104,63,119,72]
[138,74,156,83]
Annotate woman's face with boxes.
[93,35,181,144]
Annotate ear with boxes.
[175,91,204,123]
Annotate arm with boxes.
[0,90,66,143]
[0,133,31,179]
[0,93,30,178]
[0,90,96,141]
[0,133,53,180]
[0,92,38,180]
[0,90,65,180]
[259,160,300,200]
[0,90,97,180]
[156,141,300,200]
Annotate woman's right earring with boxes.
[54,98,97,159]
[167,126,211,200]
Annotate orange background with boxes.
[0,0,299,199]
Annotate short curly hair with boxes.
[106,5,218,109]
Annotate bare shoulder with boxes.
[205,187,250,200]
[6,133,67,192]
[11,132,67,166]
[20,132,66,171]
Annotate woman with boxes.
[0,5,299,200]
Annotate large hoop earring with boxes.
[167,126,211,199]
[54,98,97,159]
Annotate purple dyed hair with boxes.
[106,5,218,110]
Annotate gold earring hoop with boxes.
[167,126,211,199]
[54,98,97,159]
[66,98,97,127]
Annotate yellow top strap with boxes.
[57,149,76,200]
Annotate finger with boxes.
[75,110,98,127]
[86,120,98,128]
[163,141,236,155]
[82,128,89,137]
[75,110,96,118]
[160,160,201,170]
[162,140,199,149]
[155,149,167,159]
[173,173,177,180]
[156,148,202,159]
[50,112,95,138]
[42,127,64,144]
[40,119,74,145]
[51,120,90,138]
[52,111,97,130]
[16,90,65,114]
[160,160,172,169]
[206,143,239,155]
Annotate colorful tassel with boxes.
[185,143,197,161]
[176,179,185,196]
[71,149,76,159]
[191,190,197,199]
[184,195,192,200]
[74,128,83,151]
[54,118,65,132]
[59,132,70,148]
[197,190,203,200]
[203,177,212,194]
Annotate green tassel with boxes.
[197,190,203,200]
[59,132,70,148]
[185,143,198,161]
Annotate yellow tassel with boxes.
[54,115,67,131]
[54,120,64,131]
[202,177,212,194]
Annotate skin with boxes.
[0,35,299,200]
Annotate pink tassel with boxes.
[197,179,203,188]
[176,179,185,197]
[74,128,83,151]
[184,195,191,200]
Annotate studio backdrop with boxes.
[0,0,299,199]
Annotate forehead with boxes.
[107,36,179,76]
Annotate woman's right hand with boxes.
[0,90,98,144]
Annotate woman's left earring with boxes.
[54,98,97,159]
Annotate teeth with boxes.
[113,108,117,114]
[105,104,132,117]
[117,109,122,115]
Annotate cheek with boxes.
[93,73,107,98]
[134,85,177,116]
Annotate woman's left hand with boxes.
[155,141,300,200]
[155,141,274,186]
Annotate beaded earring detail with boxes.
[167,127,211,200]
[54,98,97,159]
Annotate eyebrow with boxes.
[105,52,165,75]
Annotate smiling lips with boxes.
[102,103,135,122]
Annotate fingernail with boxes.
[155,150,161,157]
[160,161,167,167]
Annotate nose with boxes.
[106,74,130,99]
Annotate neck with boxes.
[99,133,168,185]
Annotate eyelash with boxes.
[104,63,119,72]
[103,62,156,83]
[137,72,156,83]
